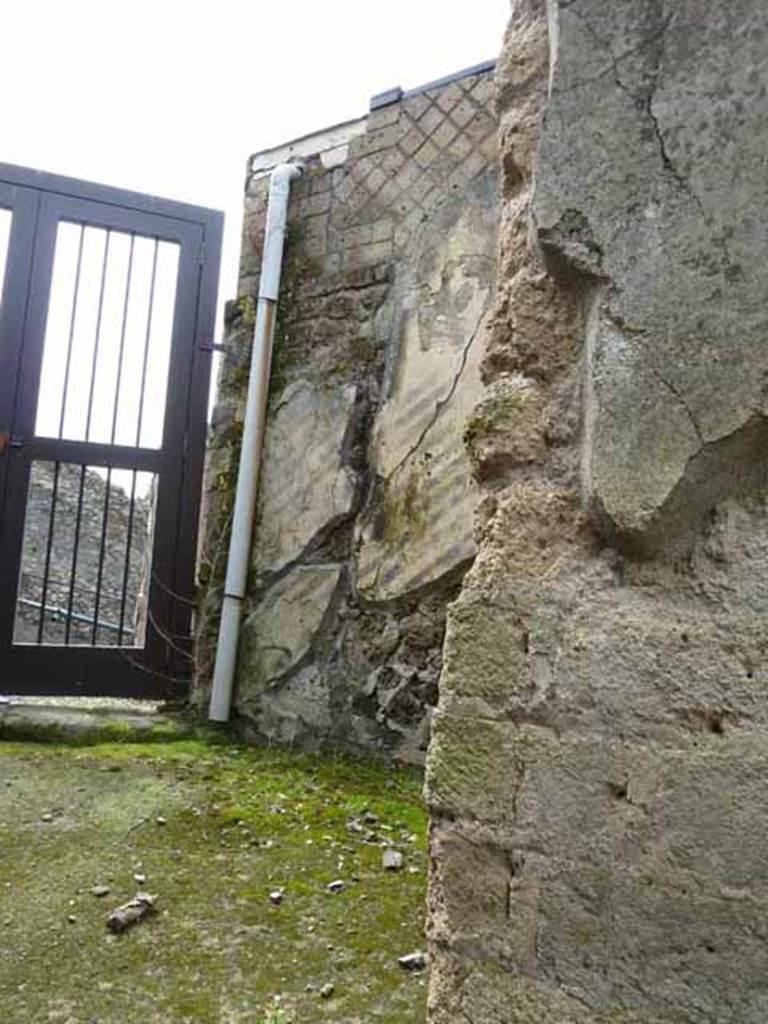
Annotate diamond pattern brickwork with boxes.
[324,72,498,272]
[241,68,499,281]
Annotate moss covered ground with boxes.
[0,738,428,1023]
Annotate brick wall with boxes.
[240,65,496,291]
[196,62,500,761]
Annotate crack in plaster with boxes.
[648,364,704,443]
[556,11,673,95]
[603,309,705,445]
[560,0,734,273]
[642,96,739,273]
[386,306,488,485]
[594,13,740,276]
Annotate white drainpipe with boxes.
[208,161,303,722]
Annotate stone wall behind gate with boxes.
[15,463,150,647]
[194,63,500,761]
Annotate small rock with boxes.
[320,983,335,999]
[269,890,284,906]
[40,813,54,823]
[327,880,345,894]
[155,816,167,826]
[106,892,157,934]
[91,885,110,898]
[398,951,427,972]
[362,811,378,825]
[67,915,77,924]
[382,849,404,871]
[346,819,364,834]
[133,873,147,885]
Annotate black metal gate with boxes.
[0,164,222,700]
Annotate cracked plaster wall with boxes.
[194,66,500,761]
[426,1,768,1022]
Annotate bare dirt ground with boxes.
[0,737,428,1023]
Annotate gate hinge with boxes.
[198,341,228,353]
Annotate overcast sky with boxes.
[2,0,509,337]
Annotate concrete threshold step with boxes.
[0,695,195,745]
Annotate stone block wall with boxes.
[426,1,768,1022]
[195,63,500,761]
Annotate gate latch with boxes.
[0,434,23,456]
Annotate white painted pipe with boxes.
[208,161,303,722]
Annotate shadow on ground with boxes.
[0,734,428,1023]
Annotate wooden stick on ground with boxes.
[106,892,157,934]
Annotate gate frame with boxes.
[0,163,223,700]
